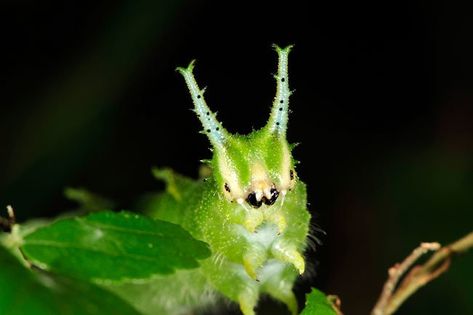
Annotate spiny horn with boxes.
[266,44,293,136]
[177,60,228,148]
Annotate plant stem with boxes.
[371,231,473,315]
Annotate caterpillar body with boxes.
[107,45,311,315]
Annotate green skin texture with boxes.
[107,46,311,315]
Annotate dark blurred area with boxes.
[0,1,471,314]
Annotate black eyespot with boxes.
[246,192,262,208]
[197,95,201,99]
[264,187,279,206]
[281,78,285,82]
[290,169,294,180]
[224,183,231,192]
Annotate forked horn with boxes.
[177,60,229,148]
[265,44,293,136]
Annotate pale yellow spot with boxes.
[251,163,269,184]
[280,141,293,190]
[250,163,272,200]
[218,151,244,200]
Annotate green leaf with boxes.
[0,245,140,315]
[300,288,338,315]
[21,210,211,281]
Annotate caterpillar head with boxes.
[178,45,296,208]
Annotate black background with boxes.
[0,1,472,314]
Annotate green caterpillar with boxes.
[107,45,311,315]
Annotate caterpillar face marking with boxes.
[246,185,279,208]
[174,45,310,315]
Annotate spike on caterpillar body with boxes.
[107,45,311,315]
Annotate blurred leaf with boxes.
[300,288,338,315]
[0,245,140,315]
[138,167,203,225]
[102,268,212,315]
[151,166,198,201]
[21,210,210,281]
[64,187,116,212]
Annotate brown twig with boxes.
[371,231,473,315]
[327,295,344,315]
[0,205,16,233]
